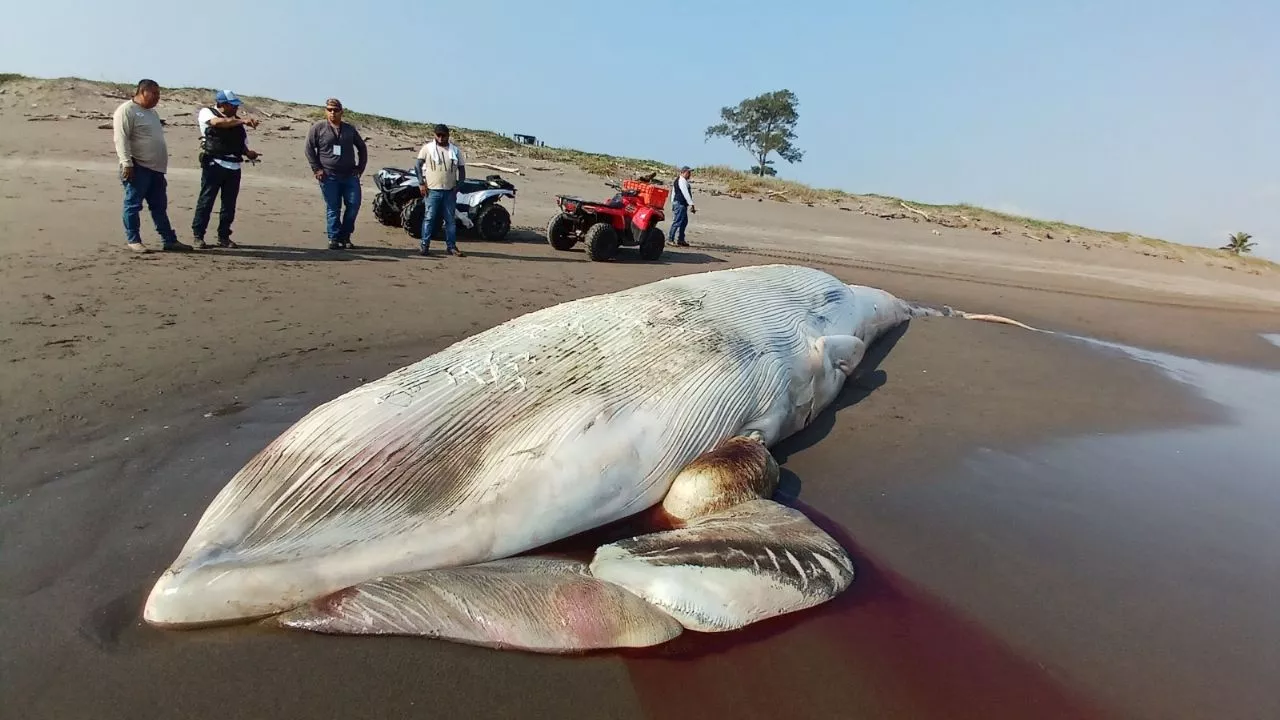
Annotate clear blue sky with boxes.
[4,0,1276,259]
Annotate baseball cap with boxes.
[215,90,242,107]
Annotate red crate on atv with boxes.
[622,179,670,209]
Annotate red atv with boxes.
[546,179,668,261]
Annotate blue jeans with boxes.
[121,165,178,246]
[421,188,457,251]
[669,202,689,243]
[320,173,361,242]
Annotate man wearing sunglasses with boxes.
[304,97,368,249]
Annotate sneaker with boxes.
[195,239,213,249]
[126,242,150,253]
[448,247,466,257]
[217,238,238,249]
[328,240,342,250]
[163,240,193,252]
[419,248,430,256]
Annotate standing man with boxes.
[112,79,192,253]
[191,90,260,249]
[414,123,466,257]
[304,97,367,250]
[669,165,695,247]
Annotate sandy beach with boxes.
[3,78,1280,720]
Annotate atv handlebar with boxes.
[604,181,639,197]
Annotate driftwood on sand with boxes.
[899,201,931,220]
[470,161,521,174]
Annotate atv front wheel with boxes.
[637,227,665,261]
[400,198,425,238]
[546,213,576,251]
[372,192,400,226]
[584,222,620,261]
[476,203,511,241]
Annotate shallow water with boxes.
[4,331,1280,719]
[789,334,1280,719]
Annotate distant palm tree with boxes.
[1219,231,1256,255]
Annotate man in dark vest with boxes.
[192,90,260,249]
[669,165,695,247]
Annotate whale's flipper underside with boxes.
[272,556,685,652]
[275,439,855,652]
[589,498,854,633]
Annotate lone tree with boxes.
[705,89,803,177]
[1219,231,1256,255]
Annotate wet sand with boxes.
[5,82,1280,720]
[7,305,1279,720]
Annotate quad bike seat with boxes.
[457,175,516,194]
[456,178,491,195]
[558,195,625,209]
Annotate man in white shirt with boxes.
[414,123,466,257]
[669,165,695,247]
[111,79,192,253]
[191,90,260,248]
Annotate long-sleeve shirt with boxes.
[304,120,367,177]
[112,100,169,173]
[675,176,694,205]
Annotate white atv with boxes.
[371,167,516,242]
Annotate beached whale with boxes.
[143,263,1047,651]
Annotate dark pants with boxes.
[421,188,457,252]
[320,173,361,243]
[121,164,178,246]
[669,202,690,243]
[192,162,242,241]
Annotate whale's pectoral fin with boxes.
[271,556,683,653]
[589,498,854,632]
[815,334,867,377]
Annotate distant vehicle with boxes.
[546,179,668,262]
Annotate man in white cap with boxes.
[191,90,260,248]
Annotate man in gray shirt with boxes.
[304,97,368,250]
[111,79,191,253]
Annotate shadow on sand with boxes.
[205,243,587,264]
[772,319,910,475]
[185,228,726,266]
[506,227,727,266]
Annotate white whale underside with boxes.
[144,263,1017,651]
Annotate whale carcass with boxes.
[143,263,1047,651]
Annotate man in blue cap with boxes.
[669,165,695,247]
[192,90,260,248]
